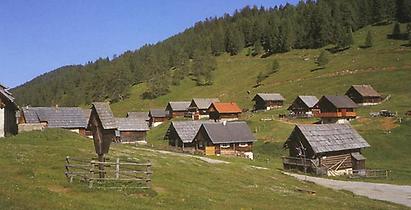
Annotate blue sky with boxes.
[0,0,297,88]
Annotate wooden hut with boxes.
[252,93,285,110]
[127,112,149,121]
[115,118,149,143]
[0,84,18,137]
[208,102,242,121]
[287,96,319,117]
[148,109,168,127]
[19,106,88,135]
[283,124,370,176]
[87,102,117,155]
[165,101,191,118]
[164,121,212,152]
[194,121,255,159]
[345,85,382,105]
[188,98,220,119]
[314,95,359,124]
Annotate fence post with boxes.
[89,160,94,188]
[116,158,120,179]
[146,161,152,188]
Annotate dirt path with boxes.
[284,172,411,208]
[134,147,230,164]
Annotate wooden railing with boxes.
[65,156,152,189]
[314,112,357,118]
[349,169,391,178]
[282,156,318,168]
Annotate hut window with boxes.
[239,143,248,147]
[220,144,230,148]
[115,130,120,137]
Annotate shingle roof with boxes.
[0,85,17,108]
[167,101,191,111]
[350,85,381,97]
[169,121,215,143]
[127,112,149,120]
[92,102,117,129]
[191,98,220,110]
[115,118,149,131]
[322,95,359,108]
[22,107,88,128]
[82,109,91,121]
[210,102,242,113]
[149,109,168,118]
[298,96,319,108]
[294,124,370,154]
[253,93,285,101]
[201,121,255,144]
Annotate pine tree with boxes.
[317,51,329,68]
[364,30,373,48]
[252,40,262,56]
[270,60,280,73]
[392,22,401,38]
[225,26,243,56]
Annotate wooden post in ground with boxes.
[116,158,120,179]
[98,154,105,178]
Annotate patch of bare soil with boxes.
[48,185,71,193]
[380,118,398,131]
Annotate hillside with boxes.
[114,23,411,185]
[0,129,407,209]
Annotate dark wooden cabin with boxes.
[252,93,285,110]
[0,84,18,138]
[148,109,168,127]
[19,106,88,136]
[87,102,117,155]
[115,118,149,143]
[345,85,382,105]
[194,121,256,159]
[165,101,191,118]
[287,96,319,117]
[164,121,211,152]
[283,124,370,176]
[208,102,242,121]
[314,95,359,124]
[188,98,220,119]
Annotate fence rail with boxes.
[65,156,152,189]
[350,169,391,178]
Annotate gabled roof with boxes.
[200,121,255,144]
[22,107,88,128]
[166,101,191,111]
[298,96,319,108]
[253,93,285,101]
[115,118,149,131]
[0,84,18,109]
[350,85,381,97]
[127,112,149,120]
[293,124,370,154]
[191,98,220,110]
[210,102,242,114]
[149,109,168,118]
[168,121,216,143]
[320,95,359,108]
[82,109,92,121]
[92,102,117,130]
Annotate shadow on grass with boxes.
[310,67,324,72]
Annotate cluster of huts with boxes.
[0,82,389,176]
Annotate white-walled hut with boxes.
[0,84,18,137]
[283,124,370,176]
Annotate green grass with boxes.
[0,129,407,209]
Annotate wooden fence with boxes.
[65,156,152,189]
[349,169,391,179]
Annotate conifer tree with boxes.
[317,51,329,68]
[364,30,373,48]
[393,22,401,38]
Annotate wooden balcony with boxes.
[314,112,357,118]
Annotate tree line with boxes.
[12,0,411,106]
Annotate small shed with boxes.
[208,102,242,121]
[188,98,220,119]
[252,93,285,110]
[283,124,370,176]
[314,95,359,124]
[194,121,255,159]
[148,109,168,127]
[165,101,191,118]
[0,84,18,138]
[19,107,88,135]
[288,96,319,117]
[345,85,382,105]
[88,102,117,155]
[115,118,149,143]
[164,121,212,152]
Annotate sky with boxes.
[0,0,298,88]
